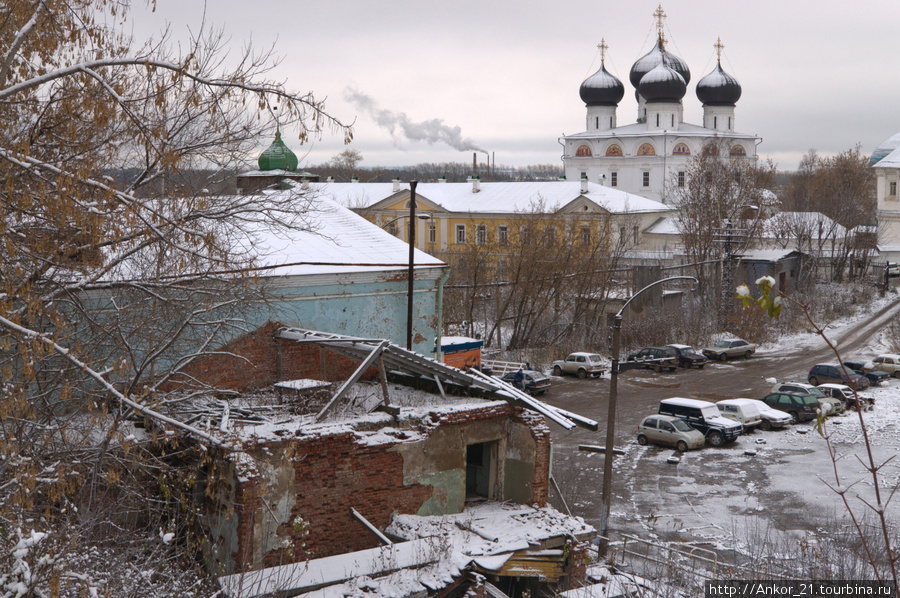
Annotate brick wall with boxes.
[163,322,374,392]
[222,403,552,571]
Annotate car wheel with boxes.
[809,376,819,386]
[675,440,689,452]
[893,370,900,379]
[637,434,649,446]
[788,411,799,424]
[759,419,772,431]
[707,431,725,447]
[577,368,587,379]
[552,365,562,376]
[744,351,752,359]
[720,354,728,362]
[653,364,661,373]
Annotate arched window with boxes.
[672,143,691,156]
[637,143,656,156]
[605,144,623,157]
[730,145,747,156]
[575,144,593,157]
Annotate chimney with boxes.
[392,178,400,192]
[301,178,310,190]
[352,176,359,184]
[580,173,589,194]
[326,176,334,182]
[438,176,447,183]
[471,175,480,193]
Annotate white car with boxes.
[551,352,607,378]
[740,399,793,430]
[872,354,900,378]
[716,398,763,432]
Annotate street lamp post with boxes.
[598,275,698,556]
[406,181,418,350]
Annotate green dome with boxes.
[257,131,298,171]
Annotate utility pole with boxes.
[406,181,418,351]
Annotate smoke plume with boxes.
[345,87,486,153]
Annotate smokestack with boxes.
[580,173,589,194]
[473,152,477,177]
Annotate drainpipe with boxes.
[435,267,451,363]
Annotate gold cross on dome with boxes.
[654,5,667,36]
[714,37,724,61]
[597,38,608,61]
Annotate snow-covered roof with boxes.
[873,144,900,169]
[738,249,803,262]
[762,212,847,239]
[312,181,673,216]
[240,190,445,277]
[870,132,900,166]
[644,216,682,235]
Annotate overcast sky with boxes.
[135,1,900,172]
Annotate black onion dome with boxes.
[696,60,742,106]
[638,62,686,102]
[579,61,625,106]
[629,38,691,89]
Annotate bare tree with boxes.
[0,1,350,593]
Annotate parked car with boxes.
[816,383,874,411]
[761,391,824,423]
[551,352,607,379]
[701,338,757,361]
[500,370,551,395]
[666,344,708,369]
[770,381,845,416]
[626,346,678,372]
[843,361,891,385]
[872,354,900,378]
[715,399,763,432]
[808,363,870,390]
[657,397,742,446]
[739,398,793,430]
[637,415,706,452]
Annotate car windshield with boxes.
[671,419,693,432]
[715,340,730,348]
[807,387,825,398]
[682,347,696,354]
[700,406,721,419]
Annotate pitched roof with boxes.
[239,190,445,277]
[311,181,673,216]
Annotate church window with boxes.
[543,226,557,247]
[891,182,898,197]
[606,144,623,157]
[671,114,675,127]
[730,145,746,157]
[678,171,685,187]
[728,117,732,129]
[387,222,397,236]
[576,144,593,157]
[498,225,509,245]
[638,143,656,156]
[713,116,718,129]
[595,117,599,129]
[428,224,436,243]
[656,114,659,127]
[610,172,618,187]
[580,227,591,247]
[642,171,650,187]
[476,224,487,245]
[609,116,613,128]
[672,143,690,155]
[456,224,466,244]
[633,226,639,245]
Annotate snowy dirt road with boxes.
[541,296,900,554]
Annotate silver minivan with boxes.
[637,414,705,452]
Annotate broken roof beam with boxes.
[350,507,392,545]
[315,340,389,422]
[467,369,575,430]
[218,537,442,598]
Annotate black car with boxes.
[626,346,678,372]
[501,370,551,395]
[808,363,870,390]
[666,344,707,369]
[843,361,890,385]
[761,392,820,423]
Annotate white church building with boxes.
[560,8,761,204]
[871,132,900,263]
